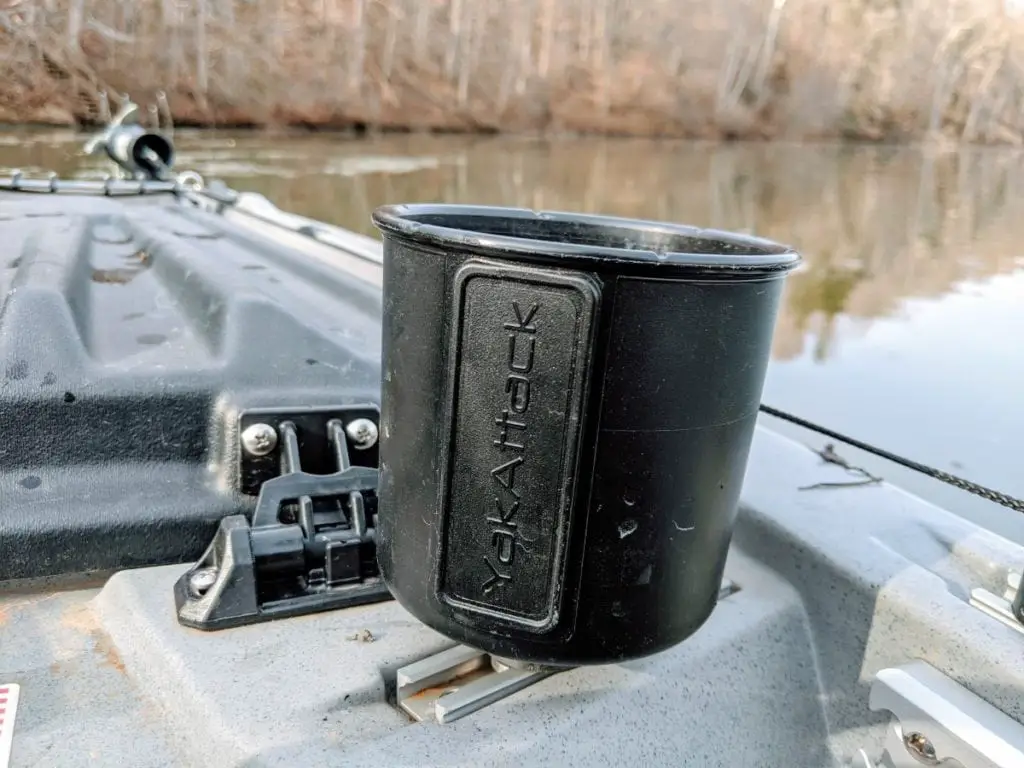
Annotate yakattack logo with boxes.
[482,300,538,593]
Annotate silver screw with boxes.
[345,418,379,450]
[241,423,278,456]
[903,732,939,765]
[189,567,218,597]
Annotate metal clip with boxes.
[395,579,739,725]
[396,645,558,725]
[863,661,1024,768]
[969,570,1024,636]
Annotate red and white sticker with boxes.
[0,684,19,768]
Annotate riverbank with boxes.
[2,0,1023,143]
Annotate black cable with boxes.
[758,403,1024,514]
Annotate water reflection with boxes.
[5,132,1023,362]
[4,129,1023,537]
[179,134,1024,363]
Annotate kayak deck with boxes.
[3,426,1022,767]
[1,176,1022,767]
[0,193,381,583]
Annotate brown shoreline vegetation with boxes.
[2,0,1024,142]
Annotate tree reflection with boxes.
[5,130,1023,362]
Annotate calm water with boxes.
[4,129,1024,542]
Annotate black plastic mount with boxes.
[174,405,392,631]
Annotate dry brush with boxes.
[2,0,1024,142]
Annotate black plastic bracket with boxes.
[238,405,380,496]
[174,406,392,631]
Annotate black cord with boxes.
[758,403,1024,514]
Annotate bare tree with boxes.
[1,0,1023,142]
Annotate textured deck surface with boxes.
[0,194,382,581]
[1,191,1021,767]
[3,425,1023,767]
